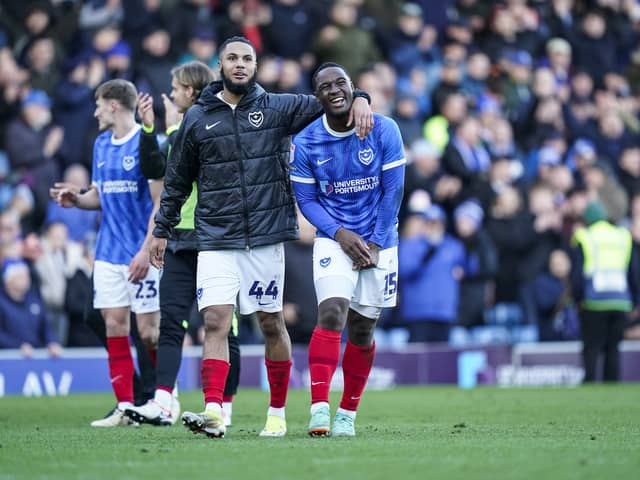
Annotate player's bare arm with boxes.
[347,96,374,140]
[50,183,101,210]
[129,179,163,281]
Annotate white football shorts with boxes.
[313,237,398,308]
[93,260,160,313]
[196,243,284,314]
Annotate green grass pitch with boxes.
[1,386,639,480]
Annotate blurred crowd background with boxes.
[3,0,640,353]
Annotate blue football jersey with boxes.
[91,125,153,265]
[291,113,405,248]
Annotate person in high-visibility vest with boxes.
[570,201,639,382]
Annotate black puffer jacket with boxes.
[153,81,323,249]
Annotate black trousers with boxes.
[580,309,627,382]
[157,249,240,397]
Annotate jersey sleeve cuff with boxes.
[142,123,155,134]
[165,124,180,136]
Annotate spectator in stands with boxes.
[571,8,618,86]
[422,92,467,152]
[177,28,218,69]
[583,161,628,225]
[263,0,319,61]
[392,92,423,147]
[454,199,497,328]
[311,0,381,77]
[0,259,62,357]
[533,248,579,341]
[53,54,105,170]
[387,2,428,78]
[34,221,90,346]
[399,204,465,343]
[544,37,572,93]
[486,186,534,311]
[92,23,132,80]
[441,115,491,204]
[5,90,62,229]
[462,52,491,103]
[502,50,533,122]
[618,147,640,200]
[571,201,638,382]
[135,25,175,131]
[566,138,598,186]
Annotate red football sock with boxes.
[222,394,233,403]
[340,341,376,412]
[265,359,292,408]
[308,327,342,404]
[147,347,157,367]
[202,358,230,406]
[106,336,134,404]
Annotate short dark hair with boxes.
[312,62,348,91]
[218,36,256,57]
[95,79,137,111]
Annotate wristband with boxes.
[142,123,155,134]
[353,89,371,105]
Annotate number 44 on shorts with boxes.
[249,280,278,300]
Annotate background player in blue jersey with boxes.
[53,80,163,427]
[290,63,405,437]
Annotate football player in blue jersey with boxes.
[290,63,405,437]
[53,79,163,427]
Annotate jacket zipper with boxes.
[231,108,251,249]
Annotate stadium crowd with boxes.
[2,0,640,353]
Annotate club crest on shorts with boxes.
[248,111,264,128]
[320,257,331,268]
[358,148,373,166]
[196,287,203,300]
[122,155,136,171]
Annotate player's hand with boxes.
[21,342,33,358]
[49,182,79,200]
[149,236,167,269]
[53,187,78,208]
[137,92,155,129]
[364,242,380,268]
[129,248,150,282]
[348,95,374,140]
[334,227,371,270]
[47,342,63,358]
[161,93,180,128]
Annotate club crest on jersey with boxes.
[320,180,333,195]
[122,155,136,171]
[320,257,331,268]
[358,148,374,165]
[248,111,264,128]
